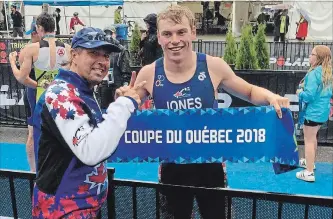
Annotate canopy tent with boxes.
[23,0,124,6]
[286,1,332,41]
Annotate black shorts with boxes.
[304,119,324,127]
[159,163,226,219]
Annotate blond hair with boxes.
[309,45,333,88]
[157,5,196,30]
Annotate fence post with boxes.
[107,168,116,219]
[198,39,203,53]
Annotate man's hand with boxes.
[268,94,290,119]
[115,71,146,105]
[9,51,18,64]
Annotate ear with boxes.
[191,26,196,40]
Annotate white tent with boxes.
[286,1,333,41]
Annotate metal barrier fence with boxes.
[1,168,333,219]
[1,38,333,70]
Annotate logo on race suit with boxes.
[198,72,206,81]
[173,87,191,99]
[155,75,165,87]
[270,57,310,67]
[57,48,65,56]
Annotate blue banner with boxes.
[108,106,299,166]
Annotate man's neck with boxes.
[164,51,196,74]
[42,32,56,40]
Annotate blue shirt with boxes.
[153,53,216,109]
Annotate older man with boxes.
[32,27,144,218]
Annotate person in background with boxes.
[296,45,333,182]
[54,8,61,35]
[10,5,23,38]
[278,9,289,42]
[114,6,122,24]
[257,7,268,24]
[8,20,40,172]
[70,12,85,33]
[139,13,163,66]
[296,13,308,41]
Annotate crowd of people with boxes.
[8,4,332,218]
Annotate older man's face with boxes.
[72,47,111,87]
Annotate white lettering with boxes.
[166,98,202,110]
[236,129,266,143]
[124,130,163,144]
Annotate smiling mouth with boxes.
[168,46,185,52]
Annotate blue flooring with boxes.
[1,142,332,198]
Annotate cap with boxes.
[25,21,37,35]
[71,27,121,53]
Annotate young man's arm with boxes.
[9,45,37,88]
[209,56,289,118]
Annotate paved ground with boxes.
[1,127,332,163]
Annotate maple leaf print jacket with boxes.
[32,69,138,218]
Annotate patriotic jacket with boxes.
[32,69,137,218]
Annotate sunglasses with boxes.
[81,32,106,42]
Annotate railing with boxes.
[1,168,332,219]
[1,38,333,70]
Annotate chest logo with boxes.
[173,87,191,99]
[155,75,165,87]
[198,72,206,81]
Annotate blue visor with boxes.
[25,21,36,35]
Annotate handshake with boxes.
[114,71,146,105]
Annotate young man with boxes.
[118,5,290,219]
[11,12,71,166]
[9,20,40,172]
[32,27,143,218]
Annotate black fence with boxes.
[1,38,333,70]
[1,168,332,219]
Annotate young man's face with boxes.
[157,16,196,62]
[72,48,111,87]
[11,7,15,13]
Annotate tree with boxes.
[223,25,238,66]
[254,24,270,69]
[129,23,141,66]
[235,25,259,70]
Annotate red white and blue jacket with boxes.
[32,68,137,218]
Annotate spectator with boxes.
[273,9,289,42]
[139,13,163,66]
[296,14,308,41]
[114,6,122,24]
[70,12,85,33]
[31,27,143,218]
[296,45,333,182]
[257,8,268,24]
[54,8,61,35]
[10,5,23,38]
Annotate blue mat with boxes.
[1,143,332,197]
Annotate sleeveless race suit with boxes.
[153,53,225,219]
[32,39,69,167]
